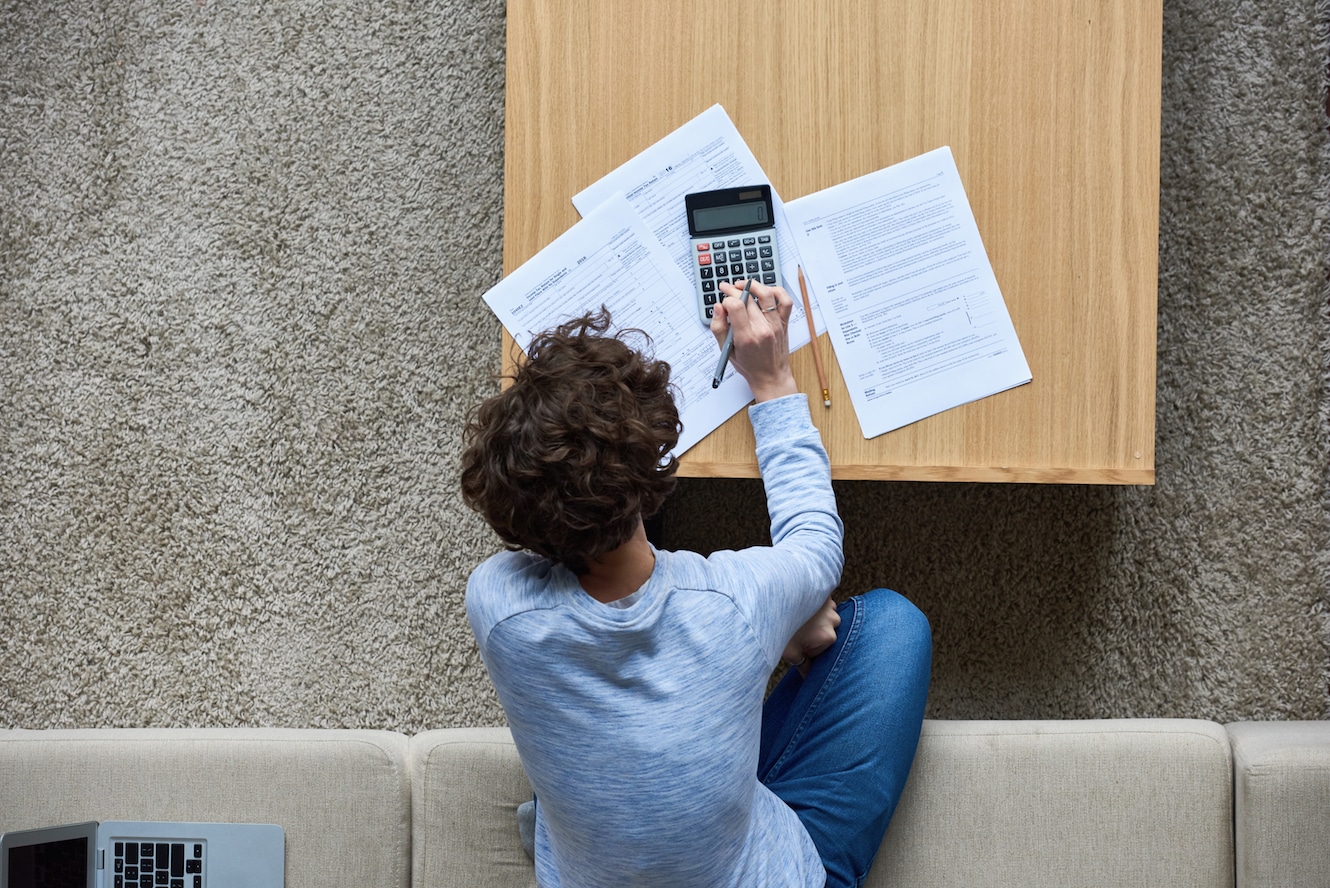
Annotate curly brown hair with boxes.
[460,309,681,574]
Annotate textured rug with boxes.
[1,0,1327,730]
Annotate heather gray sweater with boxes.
[466,394,843,887]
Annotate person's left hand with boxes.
[782,596,841,677]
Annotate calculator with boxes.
[684,184,782,326]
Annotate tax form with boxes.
[786,147,1031,438]
[481,195,756,456]
[572,103,824,348]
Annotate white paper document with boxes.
[572,103,824,347]
[787,147,1031,438]
[481,195,756,456]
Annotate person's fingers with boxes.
[716,279,789,328]
[719,281,756,336]
[742,281,793,325]
[709,290,730,344]
[711,281,751,345]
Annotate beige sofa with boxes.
[3,720,1327,888]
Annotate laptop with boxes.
[0,821,284,888]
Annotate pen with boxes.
[711,278,753,388]
[798,266,831,407]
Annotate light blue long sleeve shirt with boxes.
[466,393,844,887]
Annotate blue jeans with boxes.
[759,589,933,888]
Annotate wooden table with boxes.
[502,0,1162,484]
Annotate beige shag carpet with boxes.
[1,0,1327,729]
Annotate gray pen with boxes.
[711,278,753,388]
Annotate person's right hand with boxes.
[710,279,799,402]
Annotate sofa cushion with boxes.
[409,728,535,888]
[0,728,410,888]
[410,721,1233,888]
[1227,721,1330,888]
[869,719,1234,888]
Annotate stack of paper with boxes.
[480,104,1030,455]
[784,146,1032,439]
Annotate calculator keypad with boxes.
[692,230,781,325]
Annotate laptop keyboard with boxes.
[112,840,204,888]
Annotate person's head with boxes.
[460,309,681,574]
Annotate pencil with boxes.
[797,266,831,407]
[711,278,753,388]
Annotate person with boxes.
[460,279,932,888]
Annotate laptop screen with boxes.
[5,836,87,888]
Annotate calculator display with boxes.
[691,201,769,234]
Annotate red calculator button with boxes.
[697,253,712,265]
[696,243,710,251]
